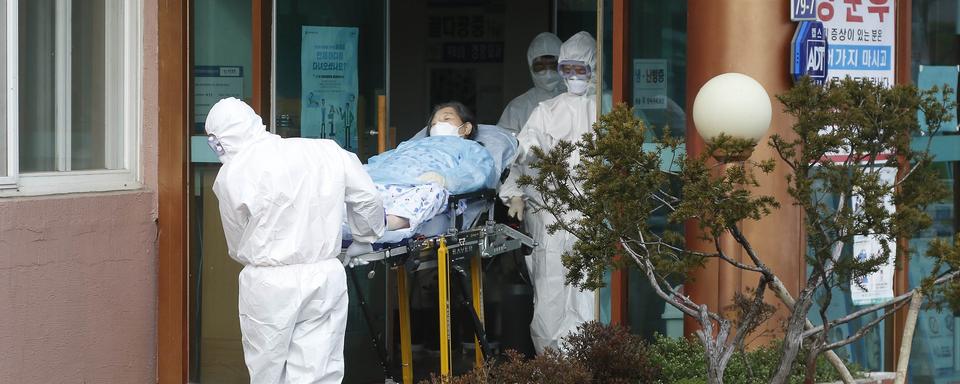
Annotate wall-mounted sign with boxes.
[194,65,244,133]
[817,0,895,87]
[301,26,359,150]
[632,59,668,109]
[791,0,819,21]
[791,21,829,85]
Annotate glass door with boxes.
[272,2,391,383]
[272,0,388,162]
[190,0,254,382]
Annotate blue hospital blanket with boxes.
[364,136,497,195]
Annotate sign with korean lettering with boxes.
[632,59,668,109]
[817,0,895,87]
[194,65,244,132]
[427,14,505,63]
[850,167,897,306]
[301,26,359,149]
[791,21,829,85]
[791,0,819,21]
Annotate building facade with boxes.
[0,0,956,383]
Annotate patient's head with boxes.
[426,101,477,140]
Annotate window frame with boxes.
[0,0,141,196]
[1,0,17,187]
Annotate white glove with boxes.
[507,196,524,221]
[343,241,373,267]
[418,171,446,187]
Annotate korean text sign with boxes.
[817,0,895,87]
[301,26,360,149]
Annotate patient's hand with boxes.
[417,171,446,187]
[386,215,410,230]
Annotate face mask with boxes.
[531,70,562,92]
[207,134,226,157]
[565,78,590,96]
[430,122,463,137]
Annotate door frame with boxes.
[158,1,273,382]
[157,0,190,382]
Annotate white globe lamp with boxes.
[692,73,772,160]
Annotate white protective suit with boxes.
[497,32,565,135]
[500,31,598,354]
[206,98,385,383]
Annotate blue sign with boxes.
[790,0,818,21]
[791,21,828,85]
[828,45,892,71]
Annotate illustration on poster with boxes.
[817,0,891,23]
[327,102,337,139]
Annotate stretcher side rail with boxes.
[343,222,536,272]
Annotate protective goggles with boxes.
[531,55,558,73]
[207,134,226,156]
[558,60,591,79]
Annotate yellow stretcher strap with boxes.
[471,253,484,366]
[397,268,413,384]
[437,237,452,377]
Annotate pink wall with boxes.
[0,0,160,382]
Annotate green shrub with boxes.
[648,334,863,384]
[423,326,863,383]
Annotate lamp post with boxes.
[692,73,773,161]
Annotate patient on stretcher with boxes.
[351,102,498,242]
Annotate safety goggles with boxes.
[531,55,558,73]
[207,134,226,156]
[558,60,591,79]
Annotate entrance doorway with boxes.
[187,1,605,383]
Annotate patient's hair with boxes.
[426,101,478,140]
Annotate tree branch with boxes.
[803,270,960,338]
[819,298,909,352]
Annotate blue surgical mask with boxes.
[207,134,226,157]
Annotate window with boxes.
[0,0,140,196]
[1,0,14,184]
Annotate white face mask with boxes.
[531,70,562,92]
[565,78,590,96]
[207,134,226,157]
[430,121,463,137]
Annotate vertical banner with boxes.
[850,167,897,306]
[817,0,895,87]
[301,26,359,149]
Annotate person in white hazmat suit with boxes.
[205,97,386,383]
[499,31,598,354]
[497,32,565,135]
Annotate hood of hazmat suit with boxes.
[497,32,565,135]
[206,97,385,383]
[498,31,598,354]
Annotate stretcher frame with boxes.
[342,189,536,383]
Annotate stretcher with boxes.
[339,124,535,383]
[340,188,535,383]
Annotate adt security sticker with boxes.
[791,21,829,85]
